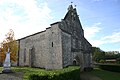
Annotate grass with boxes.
[1,66,119,80]
[0,66,80,80]
[89,68,120,80]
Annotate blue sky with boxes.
[0,0,120,52]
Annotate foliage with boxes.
[105,52,120,59]
[29,74,49,80]
[28,69,80,80]
[90,68,120,80]
[92,47,105,62]
[84,67,93,71]
[99,59,105,63]
[0,48,5,63]
[9,66,80,80]
[116,57,120,64]
[98,64,120,72]
[92,47,120,63]
[0,29,18,62]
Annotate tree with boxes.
[0,47,5,63]
[92,47,105,62]
[0,29,18,63]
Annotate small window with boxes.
[52,42,53,47]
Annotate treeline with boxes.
[92,47,120,64]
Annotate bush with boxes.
[29,74,49,80]
[99,64,120,72]
[99,59,105,63]
[28,69,80,80]
[116,57,120,64]
[51,69,80,80]
[84,67,93,71]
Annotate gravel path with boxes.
[0,72,24,80]
[80,72,102,80]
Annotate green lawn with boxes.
[90,68,120,80]
[0,66,80,80]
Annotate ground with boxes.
[0,72,102,80]
[0,66,119,80]
[1,67,119,80]
[80,72,102,80]
[0,72,23,80]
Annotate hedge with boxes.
[29,74,49,80]
[84,67,93,71]
[28,69,80,80]
[98,64,120,72]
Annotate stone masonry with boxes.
[17,5,92,70]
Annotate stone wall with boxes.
[61,31,72,67]
[18,31,46,68]
[82,38,92,68]
[18,23,63,70]
[45,23,63,69]
[59,5,92,70]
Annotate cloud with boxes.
[84,22,102,40]
[84,23,120,47]
[102,32,120,43]
[84,22,103,46]
[0,0,52,42]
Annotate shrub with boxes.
[99,59,105,63]
[51,69,80,80]
[28,69,80,80]
[99,64,120,72]
[116,57,120,64]
[84,67,93,71]
[29,74,49,80]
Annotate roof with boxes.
[18,29,46,40]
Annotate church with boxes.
[17,5,92,70]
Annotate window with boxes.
[52,42,53,47]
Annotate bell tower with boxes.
[62,4,84,38]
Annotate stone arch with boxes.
[74,55,80,66]
[73,53,85,72]
[73,59,77,66]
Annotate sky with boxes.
[0,0,120,52]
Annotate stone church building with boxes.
[17,5,92,70]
